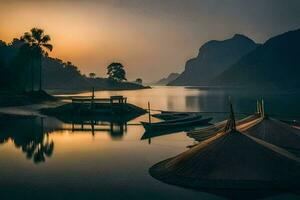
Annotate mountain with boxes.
[168,34,259,86]
[154,73,180,85]
[212,29,300,89]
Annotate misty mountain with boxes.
[154,73,180,85]
[168,34,259,86]
[212,29,300,89]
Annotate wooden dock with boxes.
[41,94,146,121]
[72,95,127,107]
[69,95,130,114]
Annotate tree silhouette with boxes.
[0,117,55,164]
[135,78,142,84]
[89,72,96,79]
[15,43,32,91]
[21,28,53,91]
[107,62,127,82]
[64,61,81,74]
[8,38,33,91]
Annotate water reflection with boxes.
[68,120,127,140]
[0,116,56,164]
[0,115,134,164]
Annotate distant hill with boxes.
[42,58,148,92]
[41,57,88,91]
[42,58,147,91]
[154,73,180,85]
[168,34,259,86]
[0,39,148,92]
[212,29,300,89]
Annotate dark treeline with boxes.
[0,28,53,92]
[0,39,30,91]
[0,29,147,93]
[0,38,84,92]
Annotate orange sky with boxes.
[0,0,299,82]
[0,1,196,81]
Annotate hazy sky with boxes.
[0,0,299,82]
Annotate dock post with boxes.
[91,120,95,136]
[91,87,95,110]
[148,101,151,124]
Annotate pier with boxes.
[41,93,146,120]
[71,95,128,113]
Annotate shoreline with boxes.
[46,85,151,95]
[0,101,66,117]
[0,85,151,108]
[0,86,150,117]
[0,90,64,116]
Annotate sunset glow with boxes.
[1,1,300,199]
[1,0,300,81]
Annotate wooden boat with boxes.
[151,114,202,124]
[152,112,191,120]
[141,116,212,132]
[141,122,213,140]
[161,110,199,114]
[152,110,201,120]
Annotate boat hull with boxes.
[141,117,213,132]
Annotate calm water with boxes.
[1,86,300,200]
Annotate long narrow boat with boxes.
[149,114,202,125]
[152,113,191,120]
[141,116,212,132]
[161,110,199,114]
[152,110,201,120]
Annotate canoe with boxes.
[152,113,193,120]
[141,116,212,132]
[152,111,201,120]
[150,114,202,124]
[141,121,213,140]
[161,111,199,114]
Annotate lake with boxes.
[1,86,300,200]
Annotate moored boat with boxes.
[141,115,212,132]
[152,110,201,120]
[152,112,191,120]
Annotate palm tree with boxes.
[21,28,53,91]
